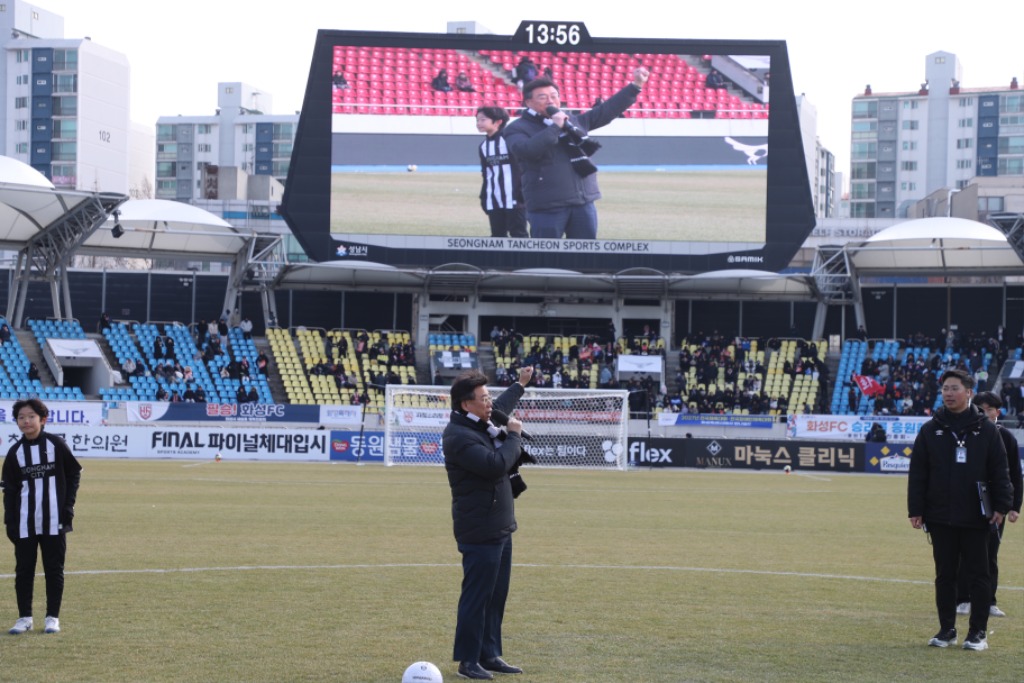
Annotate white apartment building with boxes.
[849,51,1023,219]
[0,1,134,194]
[155,82,296,233]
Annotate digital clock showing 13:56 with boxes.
[513,21,591,46]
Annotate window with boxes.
[51,142,76,161]
[956,159,972,169]
[978,196,1004,212]
[851,142,877,160]
[156,180,176,193]
[998,136,1024,155]
[852,101,878,119]
[956,139,973,149]
[15,49,29,63]
[14,97,27,109]
[956,180,970,190]
[1004,94,1024,114]
[15,74,28,85]
[224,86,234,94]
[850,182,875,199]
[901,161,918,171]
[901,182,916,191]
[272,142,293,157]
[53,49,77,71]
[851,202,875,218]
[957,118,974,128]
[242,143,254,152]
[272,160,290,176]
[52,96,77,116]
[902,100,919,110]
[15,120,27,131]
[902,141,917,151]
[53,74,77,93]
[958,97,974,107]
[851,162,876,179]
[52,164,75,185]
[197,124,213,134]
[852,121,876,138]
[157,162,176,178]
[53,120,76,139]
[157,143,177,156]
[196,143,212,153]
[241,124,253,134]
[901,120,919,130]
[272,123,294,139]
[15,143,27,154]
[157,124,175,142]
[998,158,1024,175]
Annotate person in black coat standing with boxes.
[955,391,1023,617]
[442,365,533,680]
[908,369,1012,651]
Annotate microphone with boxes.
[490,408,533,441]
[545,105,585,137]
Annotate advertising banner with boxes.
[0,400,104,426]
[864,442,912,474]
[787,414,930,444]
[331,429,444,464]
[125,401,355,425]
[0,425,330,461]
[657,413,776,429]
[626,436,863,472]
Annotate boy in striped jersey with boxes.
[476,106,528,239]
[2,398,81,634]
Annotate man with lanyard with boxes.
[908,369,1012,651]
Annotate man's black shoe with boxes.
[457,661,494,680]
[481,657,523,675]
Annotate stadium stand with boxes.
[331,46,770,118]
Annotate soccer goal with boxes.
[383,384,630,470]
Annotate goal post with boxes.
[384,384,630,470]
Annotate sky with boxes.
[39,0,1021,189]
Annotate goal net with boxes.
[384,384,629,470]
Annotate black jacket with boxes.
[443,382,524,544]
[908,405,1012,528]
[997,424,1023,514]
[503,83,640,212]
[3,431,82,539]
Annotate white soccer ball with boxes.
[402,661,443,683]
[407,164,418,172]
[783,465,792,474]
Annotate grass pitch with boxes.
[1,461,1021,682]
[330,170,767,243]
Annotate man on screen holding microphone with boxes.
[443,365,534,680]
[504,66,650,239]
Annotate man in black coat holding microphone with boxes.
[443,365,534,680]
[503,66,650,239]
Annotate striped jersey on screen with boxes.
[479,134,518,211]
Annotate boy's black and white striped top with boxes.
[2,431,81,539]
[479,134,521,212]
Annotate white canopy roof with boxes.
[82,199,250,260]
[851,217,1023,274]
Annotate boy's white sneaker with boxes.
[9,617,33,634]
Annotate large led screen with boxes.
[282,23,815,273]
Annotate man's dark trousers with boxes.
[453,535,512,662]
[929,522,990,634]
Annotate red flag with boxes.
[853,374,884,397]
